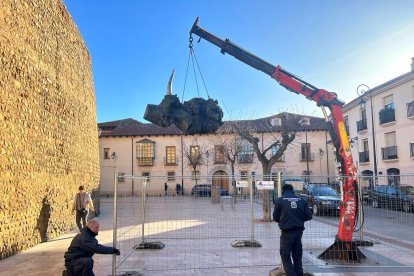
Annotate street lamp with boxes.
[357,84,378,185]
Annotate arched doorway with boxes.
[212,170,229,194]
[361,170,373,189]
[387,168,400,185]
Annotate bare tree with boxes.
[232,113,302,221]
[182,138,206,188]
[209,129,243,198]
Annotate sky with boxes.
[63,0,414,123]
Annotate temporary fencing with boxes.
[109,173,414,275]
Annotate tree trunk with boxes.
[262,167,272,221]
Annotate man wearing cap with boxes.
[273,184,312,276]
[72,185,94,232]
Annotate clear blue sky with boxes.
[63,0,414,123]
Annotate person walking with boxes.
[72,185,94,232]
[273,184,312,276]
[164,183,168,196]
[64,219,120,276]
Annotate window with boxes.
[272,145,278,156]
[357,109,367,132]
[383,95,394,110]
[165,146,177,165]
[359,139,369,163]
[382,132,398,160]
[142,172,150,182]
[137,139,155,166]
[191,170,200,180]
[104,148,110,159]
[214,145,225,164]
[300,117,310,126]
[117,172,125,183]
[301,143,312,161]
[410,143,414,157]
[237,139,254,163]
[167,171,175,181]
[344,116,350,136]
[240,171,248,180]
[362,139,368,152]
[385,131,396,147]
[190,145,200,159]
[270,117,281,127]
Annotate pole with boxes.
[112,172,118,276]
[277,172,284,272]
[305,131,309,183]
[370,94,378,186]
[249,175,254,241]
[141,179,146,243]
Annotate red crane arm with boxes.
[190,18,364,259]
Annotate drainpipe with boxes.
[131,137,134,196]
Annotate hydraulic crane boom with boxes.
[190,17,364,261]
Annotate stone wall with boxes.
[0,0,100,259]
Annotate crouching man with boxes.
[273,184,312,276]
[64,219,120,276]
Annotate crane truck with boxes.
[190,17,366,261]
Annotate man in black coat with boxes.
[64,219,120,276]
[273,184,312,276]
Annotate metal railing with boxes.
[359,151,370,163]
[379,108,395,125]
[357,119,367,132]
[381,145,398,160]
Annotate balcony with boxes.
[381,146,398,160]
[238,154,254,164]
[358,151,369,163]
[379,108,395,125]
[137,157,154,166]
[300,152,314,162]
[164,157,178,166]
[356,119,367,132]
[410,143,414,157]
[407,101,414,118]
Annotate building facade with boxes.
[343,58,414,186]
[98,114,336,195]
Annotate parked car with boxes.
[191,184,211,197]
[371,185,414,213]
[299,184,340,216]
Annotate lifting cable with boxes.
[181,34,211,103]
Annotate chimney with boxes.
[411,57,414,71]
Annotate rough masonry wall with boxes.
[0,0,100,259]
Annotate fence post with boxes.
[112,172,118,276]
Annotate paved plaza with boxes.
[1,196,414,276]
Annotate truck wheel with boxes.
[312,204,320,216]
[403,202,411,213]
[372,199,379,208]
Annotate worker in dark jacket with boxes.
[273,184,312,276]
[64,219,120,276]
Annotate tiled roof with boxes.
[98,112,327,137]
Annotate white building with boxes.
[98,113,335,195]
[343,58,414,186]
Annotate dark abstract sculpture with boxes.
[144,70,223,134]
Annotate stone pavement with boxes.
[1,197,414,276]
